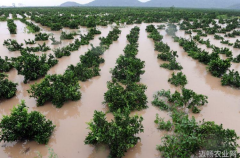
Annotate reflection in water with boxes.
[0,21,240,158]
[87,144,109,158]
[3,141,49,158]
[32,101,82,126]
[122,142,143,158]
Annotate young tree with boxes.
[85,109,144,158]
[13,51,58,83]
[0,56,13,72]
[7,19,17,34]
[207,58,231,78]
[0,100,55,144]
[104,81,148,112]
[28,71,81,108]
[111,55,145,84]
[168,72,188,87]
[0,73,17,100]
[152,88,208,113]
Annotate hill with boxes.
[86,0,142,7]
[143,0,240,8]
[228,3,240,9]
[60,0,240,8]
[60,1,82,7]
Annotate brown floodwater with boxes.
[0,21,240,158]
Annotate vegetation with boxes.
[50,36,61,45]
[0,73,17,100]
[148,29,163,41]
[111,26,144,84]
[111,55,145,84]
[233,39,240,49]
[185,30,192,34]
[60,31,77,40]
[168,72,188,87]
[65,45,105,81]
[7,19,17,34]
[221,70,240,88]
[26,43,51,52]
[155,41,170,52]
[104,81,148,112]
[83,25,148,157]
[124,44,138,57]
[213,47,232,57]
[35,146,58,158]
[145,24,155,32]
[85,109,144,158]
[176,37,236,85]
[35,33,50,41]
[66,63,100,81]
[51,23,62,31]
[53,47,71,58]
[13,51,58,83]
[157,110,239,157]
[154,114,172,131]
[157,24,165,30]
[79,46,105,67]
[28,71,81,108]
[207,58,231,78]
[3,39,23,51]
[152,88,208,113]
[232,55,240,63]
[220,39,233,46]
[160,59,183,70]
[20,19,40,33]
[214,34,224,40]
[127,26,140,44]
[158,50,177,61]
[0,56,13,72]
[52,28,101,58]
[2,7,240,157]
[0,100,55,144]
[80,28,101,45]
[146,25,163,42]
[99,27,121,48]
[24,39,36,45]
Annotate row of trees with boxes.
[5,7,237,30]
[0,73,17,100]
[175,36,240,88]
[13,51,58,83]
[0,7,240,157]
[85,26,147,158]
[54,28,101,58]
[28,27,121,108]
[147,23,240,157]
[0,20,121,149]
[146,24,183,70]
[7,19,17,34]
[154,105,239,157]
[180,18,239,36]
[153,68,239,155]
[179,17,240,50]
[20,18,40,33]
[0,101,55,144]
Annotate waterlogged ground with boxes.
[0,21,240,158]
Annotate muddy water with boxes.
[0,21,240,158]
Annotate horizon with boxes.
[0,0,150,7]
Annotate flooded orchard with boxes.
[0,18,240,158]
